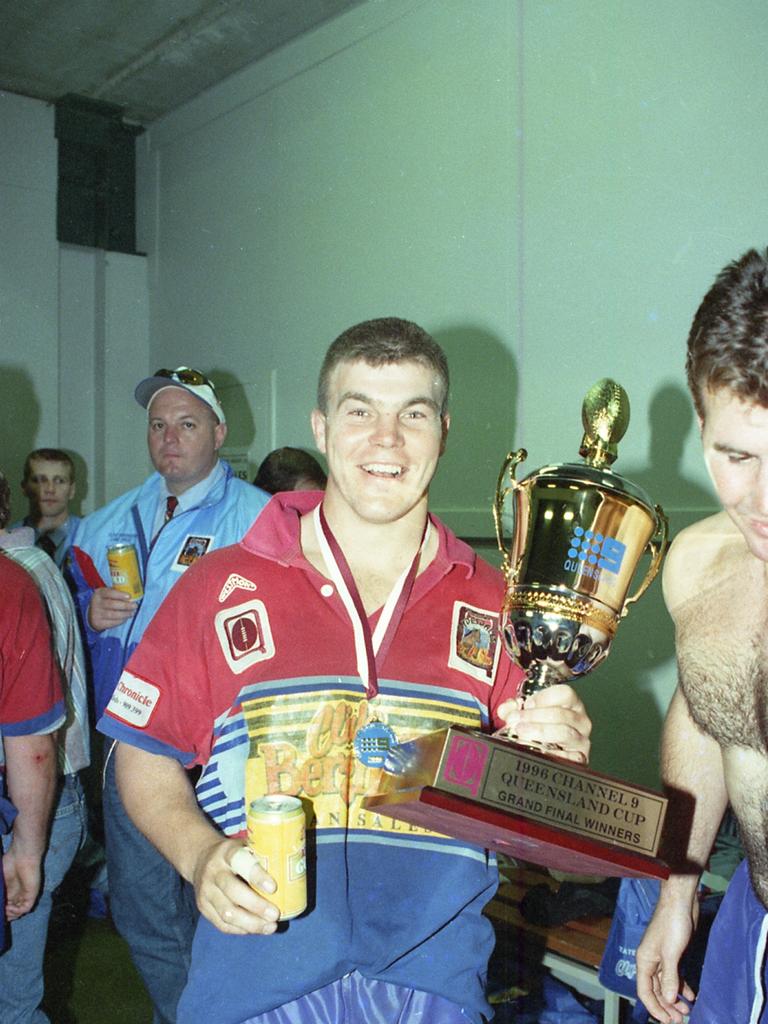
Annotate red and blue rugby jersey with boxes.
[100,493,524,1024]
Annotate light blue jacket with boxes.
[69,462,268,718]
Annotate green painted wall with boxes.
[138,0,768,787]
[140,0,520,535]
[0,93,151,518]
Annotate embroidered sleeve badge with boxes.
[448,601,501,684]
[215,598,275,674]
[218,573,258,602]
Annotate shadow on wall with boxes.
[581,382,716,789]
[210,366,258,476]
[0,365,89,521]
[431,325,517,535]
[624,382,715,519]
[209,367,257,444]
[69,451,89,517]
[0,366,41,523]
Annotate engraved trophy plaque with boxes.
[363,380,671,878]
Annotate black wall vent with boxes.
[55,94,144,255]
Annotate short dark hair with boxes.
[22,448,75,484]
[686,248,768,418]
[253,447,327,494]
[317,317,450,415]
[0,472,10,529]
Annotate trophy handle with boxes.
[493,449,527,577]
[621,504,669,616]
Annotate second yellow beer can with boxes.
[106,543,144,601]
[247,795,307,920]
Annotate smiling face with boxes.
[311,358,449,530]
[22,458,75,526]
[700,386,768,561]
[147,386,227,495]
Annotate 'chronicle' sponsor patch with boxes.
[171,533,214,572]
[107,672,160,727]
[215,598,275,674]
[448,601,501,683]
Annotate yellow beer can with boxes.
[247,795,307,920]
[106,544,144,601]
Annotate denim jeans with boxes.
[0,773,87,1024]
[103,746,199,1024]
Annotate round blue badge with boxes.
[354,720,398,768]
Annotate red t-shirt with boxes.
[0,555,64,741]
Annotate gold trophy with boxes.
[494,378,667,705]
[364,380,670,878]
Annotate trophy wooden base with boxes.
[362,727,669,880]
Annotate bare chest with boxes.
[355,569,403,617]
[677,567,768,751]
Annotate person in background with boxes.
[69,367,269,1024]
[16,448,80,566]
[0,557,63,958]
[101,319,592,1024]
[636,248,768,1023]
[253,446,327,493]
[0,470,90,1020]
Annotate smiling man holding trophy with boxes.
[99,318,593,1024]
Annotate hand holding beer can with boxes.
[246,795,307,920]
[107,543,144,601]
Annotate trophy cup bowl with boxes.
[493,379,668,704]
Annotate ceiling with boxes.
[0,0,366,125]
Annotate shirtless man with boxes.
[636,248,768,1024]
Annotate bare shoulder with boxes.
[662,511,744,615]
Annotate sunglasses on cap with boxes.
[154,367,217,391]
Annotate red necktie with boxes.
[164,495,179,524]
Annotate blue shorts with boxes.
[241,972,476,1024]
[691,859,768,1024]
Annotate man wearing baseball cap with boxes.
[69,367,269,1024]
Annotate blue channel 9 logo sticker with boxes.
[564,526,626,581]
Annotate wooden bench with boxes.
[486,865,631,1024]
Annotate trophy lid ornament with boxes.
[579,378,630,468]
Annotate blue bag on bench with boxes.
[598,877,659,1020]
